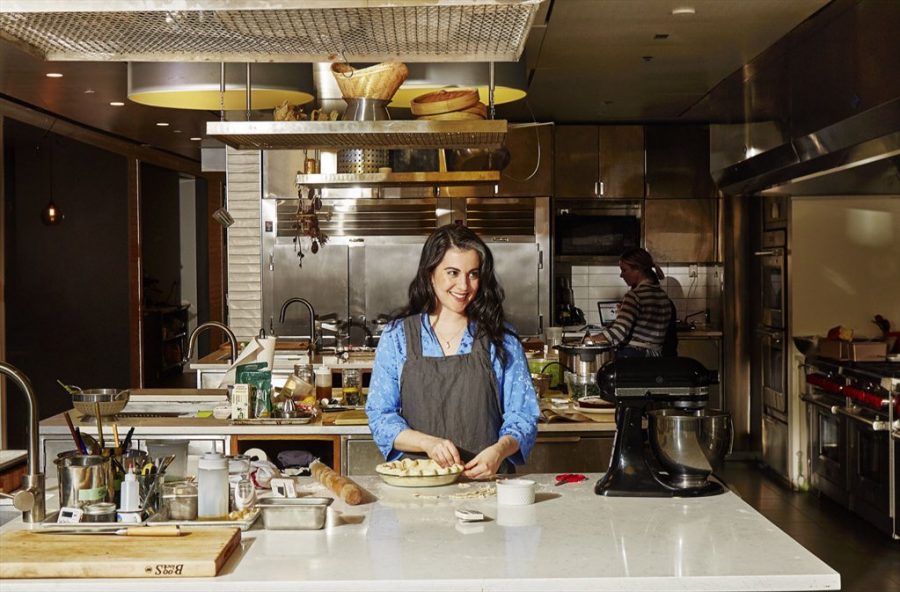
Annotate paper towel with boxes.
[218,337,277,387]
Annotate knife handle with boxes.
[124,525,182,537]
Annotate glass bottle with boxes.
[315,366,332,405]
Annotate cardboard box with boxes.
[849,341,887,361]
[818,339,849,361]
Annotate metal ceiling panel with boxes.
[0,1,541,63]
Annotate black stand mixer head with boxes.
[594,357,732,498]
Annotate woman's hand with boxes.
[424,436,462,468]
[463,445,504,479]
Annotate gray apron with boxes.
[399,315,512,473]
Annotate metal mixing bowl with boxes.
[647,408,732,489]
[71,388,130,417]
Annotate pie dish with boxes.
[575,396,615,414]
[375,458,463,487]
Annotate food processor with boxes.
[594,356,732,497]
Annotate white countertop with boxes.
[0,450,27,472]
[0,474,839,591]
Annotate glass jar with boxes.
[227,454,252,511]
[83,501,116,523]
[162,481,198,521]
[315,366,332,405]
[342,368,361,406]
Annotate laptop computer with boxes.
[597,300,619,326]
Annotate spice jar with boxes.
[162,481,198,521]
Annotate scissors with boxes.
[141,462,157,476]
[554,473,587,486]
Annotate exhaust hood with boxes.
[713,98,900,196]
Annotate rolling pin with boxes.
[310,460,364,505]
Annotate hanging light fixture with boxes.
[127,62,315,110]
[40,139,63,226]
[389,61,528,109]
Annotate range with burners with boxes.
[595,357,732,497]
[801,356,899,538]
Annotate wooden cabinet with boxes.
[495,124,554,197]
[554,126,644,198]
[142,305,190,387]
[645,125,715,198]
[519,434,613,474]
[644,199,718,262]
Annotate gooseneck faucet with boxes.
[186,321,238,363]
[279,297,317,355]
[0,362,46,522]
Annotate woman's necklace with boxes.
[432,319,468,351]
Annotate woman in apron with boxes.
[365,225,540,479]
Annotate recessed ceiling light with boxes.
[109,101,125,107]
[156,122,170,127]
[84,89,96,95]
[189,137,202,141]
[46,72,63,78]
[173,129,182,134]
[672,7,696,16]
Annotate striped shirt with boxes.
[600,281,673,352]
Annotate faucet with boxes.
[0,362,46,522]
[683,308,711,327]
[279,297,318,356]
[185,321,238,364]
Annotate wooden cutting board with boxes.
[0,527,240,579]
[327,409,369,425]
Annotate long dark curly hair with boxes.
[394,224,512,365]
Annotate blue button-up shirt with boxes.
[365,313,540,465]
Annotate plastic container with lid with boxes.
[342,368,361,406]
[197,452,229,519]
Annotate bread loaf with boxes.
[310,460,364,505]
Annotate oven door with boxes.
[842,406,891,531]
[759,328,786,418]
[893,430,899,539]
[758,251,785,329]
[803,394,848,503]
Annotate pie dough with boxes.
[376,458,463,477]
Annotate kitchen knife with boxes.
[32,525,182,537]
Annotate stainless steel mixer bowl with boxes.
[647,409,733,489]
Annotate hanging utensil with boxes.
[94,403,105,449]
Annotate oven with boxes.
[844,405,891,531]
[893,427,900,539]
[803,390,848,504]
[803,362,898,537]
[760,327,788,478]
[754,230,785,329]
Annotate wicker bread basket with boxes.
[331,62,409,100]
[410,88,480,116]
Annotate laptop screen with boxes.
[597,300,619,326]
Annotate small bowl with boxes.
[212,405,231,420]
[496,479,536,506]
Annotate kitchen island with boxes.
[0,473,839,591]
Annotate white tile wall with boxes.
[572,263,722,326]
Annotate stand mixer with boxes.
[595,357,732,497]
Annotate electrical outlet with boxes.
[689,264,699,278]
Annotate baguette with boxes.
[310,460,364,505]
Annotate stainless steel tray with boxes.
[147,508,260,532]
[257,497,333,530]
[39,510,150,529]
[230,416,313,425]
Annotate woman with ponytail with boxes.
[365,224,539,478]
[595,247,676,358]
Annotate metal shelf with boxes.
[207,120,507,150]
[0,1,540,63]
[295,171,500,187]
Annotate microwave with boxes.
[554,201,642,260]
